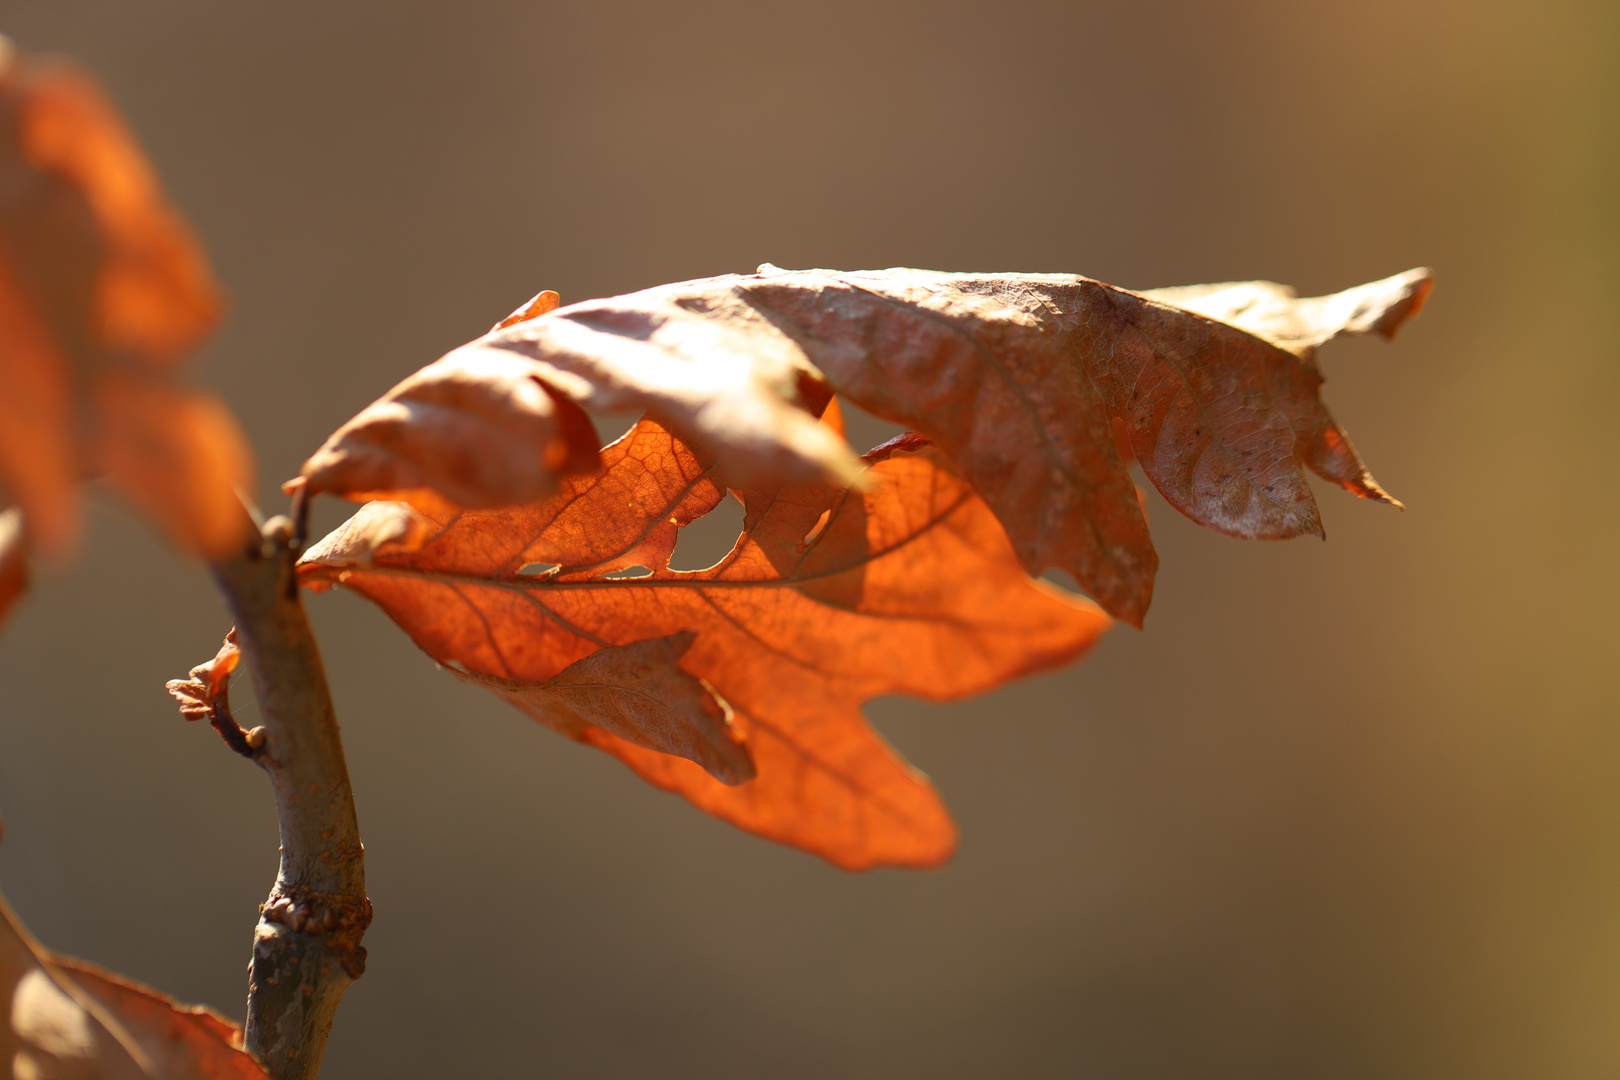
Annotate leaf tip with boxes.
[1374,267,1435,340]
[492,288,562,331]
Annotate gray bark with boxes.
[210,515,368,1080]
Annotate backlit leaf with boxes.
[302,265,1428,625]
[451,632,754,786]
[294,344,599,515]
[302,419,1108,869]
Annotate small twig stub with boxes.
[166,629,267,760]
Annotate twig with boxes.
[206,670,266,759]
[208,512,369,1080]
[287,478,312,553]
[166,629,267,759]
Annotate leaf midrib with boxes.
[323,488,975,595]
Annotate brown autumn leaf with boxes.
[0,37,251,557]
[0,888,268,1079]
[165,628,271,758]
[292,279,866,510]
[642,264,1431,627]
[451,632,756,786]
[165,630,240,721]
[298,265,1429,625]
[1140,268,1433,359]
[292,298,599,514]
[301,418,1108,869]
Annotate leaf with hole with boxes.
[302,418,1109,869]
[300,264,1429,626]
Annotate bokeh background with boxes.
[0,1,1616,1076]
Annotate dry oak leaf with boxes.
[1140,268,1432,359]
[301,418,1108,869]
[451,632,756,787]
[0,888,268,1078]
[165,628,269,757]
[292,287,598,516]
[0,37,250,557]
[300,265,1428,627]
[164,630,240,721]
[293,279,865,511]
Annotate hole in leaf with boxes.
[518,562,559,576]
[836,399,909,456]
[802,508,831,547]
[586,408,639,448]
[669,492,746,572]
[440,659,469,674]
[1039,568,1085,595]
[600,565,652,579]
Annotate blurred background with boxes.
[0,1,1616,1076]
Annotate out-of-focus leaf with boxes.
[0,38,249,557]
[0,507,26,630]
[92,373,255,558]
[0,247,80,555]
[0,889,267,1078]
[14,56,219,366]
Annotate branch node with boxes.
[259,886,372,979]
[206,509,367,1079]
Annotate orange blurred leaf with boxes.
[0,888,267,1078]
[0,247,81,554]
[302,419,1108,869]
[0,40,249,557]
[93,372,255,557]
[16,59,220,366]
